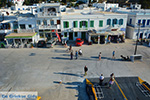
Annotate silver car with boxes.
[46,40,56,48]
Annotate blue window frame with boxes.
[129,19,132,24]
[107,19,111,25]
[112,19,117,27]
[119,19,123,25]
[142,20,146,27]
[147,20,150,25]
[138,20,141,24]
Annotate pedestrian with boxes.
[108,73,115,88]
[70,51,73,60]
[78,49,82,56]
[99,52,101,61]
[69,45,72,51]
[112,51,115,59]
[99,74,104,85]
[75,50,78,59]
[84,65,88,76]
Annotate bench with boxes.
[130,54,143,62]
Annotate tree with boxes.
[140,0,150,9]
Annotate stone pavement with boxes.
[0,39,150,100]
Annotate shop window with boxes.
[39,33,44,38]
[64,32,67,37]
[74,32,78,37]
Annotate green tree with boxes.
[140,0,150,9]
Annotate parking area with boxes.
[0,39,150,100]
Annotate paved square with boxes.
[0,40,150,100]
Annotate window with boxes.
[57,20,60,24]
[74,32,78,37]
[138,20,141,24]
[107,19,111,25]
[20,24,25,29]
[99,20,103,27]
[50,20,54,25]
[90,20,94,27]
[39,33,44,38]
[64,32,67,37]
[43,20,47,25]
[119,19,123,25]
[63,21,69,28]
[37,20,41,25]
[80,21,88,28]
[73,21,78,28]
[113,19,117,24]
[28,25,32,28]
[142,20,146,27]
[147,20,150,25]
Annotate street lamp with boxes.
[134,23,142,55]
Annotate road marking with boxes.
[114,79,128,100]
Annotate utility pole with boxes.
[134,23,142,55]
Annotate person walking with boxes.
[70,51,73,60]
[84,65,88,76]
[78,49,82,56]
[99,52,101,61]
[108,73,115,88]
[75,50,78,59]
[99,74,104,85]
[112,51,115,59]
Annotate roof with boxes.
[5,33,36,39]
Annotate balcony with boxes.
[38,25,57,29]
[37,12,60,17]
[17,29,35,33]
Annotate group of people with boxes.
[83,65,115,88]
[99,73,115,88]
[70,49,82,60]
[98,50,116,61]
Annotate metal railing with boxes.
[17,29,35,33]
[38,25,57,29]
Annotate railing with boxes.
[17,29,35,33]
[37,12,59,17]
[38,25,57,29]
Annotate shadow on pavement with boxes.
[51,57,70,60]
[53,72,83,78]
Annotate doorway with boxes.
[69,32,73,40]
[81,32,86,40]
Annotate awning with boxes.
[5,33,37,39]
[108,31,124,35]
[88,31,110,36]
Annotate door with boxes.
[139,33,143,39]
[69,32,73,40]
[81,32,86,40]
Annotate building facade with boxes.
[61,8,127,44]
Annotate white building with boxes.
[35,3,61,41]
[93,2,119,11]
[61,8,127,44]
[115,5,150,40]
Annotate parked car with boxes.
[37,40,46,47]
[75,38,84,46]
[46,40,56,48]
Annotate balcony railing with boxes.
[17,29,35,33]
[0,29,12,34]
[37,12,60,17]
[38,25,57,29]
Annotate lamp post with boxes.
[134,23,142,55]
